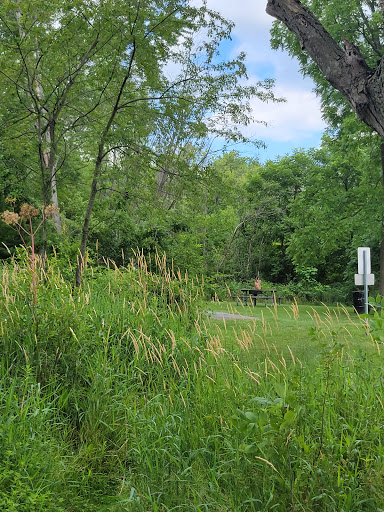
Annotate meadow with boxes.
[1,254,383,511]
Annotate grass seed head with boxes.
[19,203,39,221]
[1,210,20,225]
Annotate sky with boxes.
[198,0,327,162]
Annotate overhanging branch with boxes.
[266,0,384,137]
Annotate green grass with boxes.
[1,256,384,511]
[205,300,372,365]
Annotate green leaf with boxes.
[244,411,258,423]
[274,381,287,400]
[250,397,273,406]
[258,411,268,427]
[240,443,257,454]
[280,409,296,430]
[283,409,295,422]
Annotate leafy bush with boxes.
[203,273,239,301]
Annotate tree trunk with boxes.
[15,4,61,245]
[265,0,384,137]
[75,176,98,287]
[380,142,384,296]
[74,41,137,287]
[50,162,62,233]
[34,79,62,234]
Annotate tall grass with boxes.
[1,253,383,510]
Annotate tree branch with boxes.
[265,0,384,137]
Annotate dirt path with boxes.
[207,311,258,320]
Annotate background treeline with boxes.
[2,131,383,303]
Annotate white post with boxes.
[363,249,369,314]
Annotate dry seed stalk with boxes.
[245,369,261,385]
[287,345,296,366]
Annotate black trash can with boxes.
[352,290,365,314]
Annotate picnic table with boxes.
[236,289,281,307]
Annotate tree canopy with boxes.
[0,0,276,284]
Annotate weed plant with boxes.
[1,253,384,511]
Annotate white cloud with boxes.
[203,0,272,33]
[247,84,326,142]
[192,0,326,148]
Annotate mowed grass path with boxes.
[204,300,376,367]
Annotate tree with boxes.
[209,152,263,278]
[0,0,106,244]
[73,1,275,286]
[210,151,307,282]
[265,0,384,137]
[0,1,276,284]
[266,0,384,293]
[287,126,383,284]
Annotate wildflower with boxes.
[1,210,20,226]
[19,203,40,221]
[5,197,17,205]
[44,204,59,218]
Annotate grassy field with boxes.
[1,257,384,511]
[200,300,384,511]
[205,300,372,363]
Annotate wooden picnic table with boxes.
[237,289,281,306]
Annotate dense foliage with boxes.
[3,137,383,303]
[0,0,275,285]
[269,0,384,294]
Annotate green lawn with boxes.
[205,300,374,366]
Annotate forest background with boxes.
[1,0,383,303]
